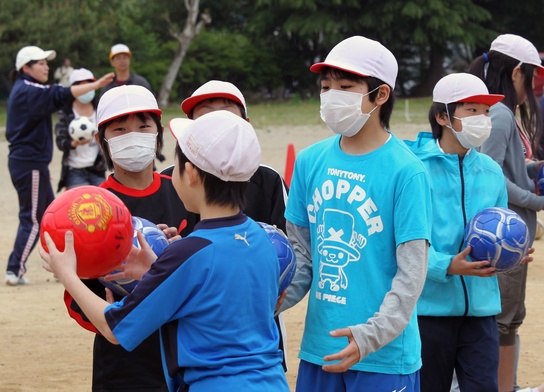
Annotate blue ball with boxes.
[98,216,169,296]
[258,222,297,296]
[464,207,530,272]
[537,165,544,195]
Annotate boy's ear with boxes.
[435,111,449,126]
[185,162,201,186]
[375,84,391,106]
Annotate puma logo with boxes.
[234,232,249,246]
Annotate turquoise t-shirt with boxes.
[285,134,431,375]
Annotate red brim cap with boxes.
[458,94,505,106]
[181,92,245,116]
[309,62,371,78]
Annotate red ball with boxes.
[40,186,134,278]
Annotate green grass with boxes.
[0,96,433,143]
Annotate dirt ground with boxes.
[1,124,543,391]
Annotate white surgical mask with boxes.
[106,132,157,172]
[320,88,380,137]
[449,114,492,149]
[77,90,95,104]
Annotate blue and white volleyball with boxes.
[258,222,296,295]
[464,207,530,272]
[98,216,169,296]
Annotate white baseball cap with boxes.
[310,36,398,89]
[110,43,131,60]
[181,80,247,116]
[97,85,161,127]
[69,68,96,85]
[168,110,261,182]
[433,73,504,106]
[16,46,56,71]
[490,34,544,74]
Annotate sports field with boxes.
[1,99,543,391]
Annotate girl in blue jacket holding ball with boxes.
[405,72,508,392]
[469,34,544,392]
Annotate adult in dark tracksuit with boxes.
[5,45,114,286]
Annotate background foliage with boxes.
[0,0,543,103]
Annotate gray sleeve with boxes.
[349,239,428,360]
[505,177,544,211]
[278,221,313,312]
[481,104,544,211]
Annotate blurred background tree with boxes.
[0,0,543,104]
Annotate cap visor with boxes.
[168,118,193,144]
[181,93,244,115]
[458,94,505,106]
[97,108,162,128]
[45,50,56,61]
[309,61,371,78]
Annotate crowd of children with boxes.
[6,30,544,392]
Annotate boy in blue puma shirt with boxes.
[40,110,289,392]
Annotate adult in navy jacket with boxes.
[5,45,114,286]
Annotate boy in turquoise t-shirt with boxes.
[279,36,432,391]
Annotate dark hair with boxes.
[428,102,461,140]
[97,112,163,170]
[469,51,542,156]
[9,60,38,82]
[175,144,248,210]
[320,67,395,129]
[188,97,247,120]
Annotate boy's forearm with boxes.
[61,272,118,344]
[349,239,428,360]
[279,221,312,312]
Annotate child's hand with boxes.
[520,247,535,265]
[322,328,361,372]
[39,231,78,280]
[157,223,181,243]
[447,246,496,277]
[105,288,115,304]
[122,230,157,280]
[275,290,287,313]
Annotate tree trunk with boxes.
[411,48,445,97]
[157,0,210,108]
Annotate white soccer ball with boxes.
[68,116,97,142]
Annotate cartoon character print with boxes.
[317,209,366,292]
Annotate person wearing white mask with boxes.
[469,34,544,392]
[405,73,532,392]
[278,36,432,392]
[63,85,198,391]
[55,68,106,191]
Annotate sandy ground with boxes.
[1,123,543,391]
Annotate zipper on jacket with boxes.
[458,156,470,317]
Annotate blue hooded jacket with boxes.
[6,74,73,165]
[406,132,506,317]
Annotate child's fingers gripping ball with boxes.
[464,207,530,272]
[257,222,297,296]
[39,186,134,279]
[98,216,169,296]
